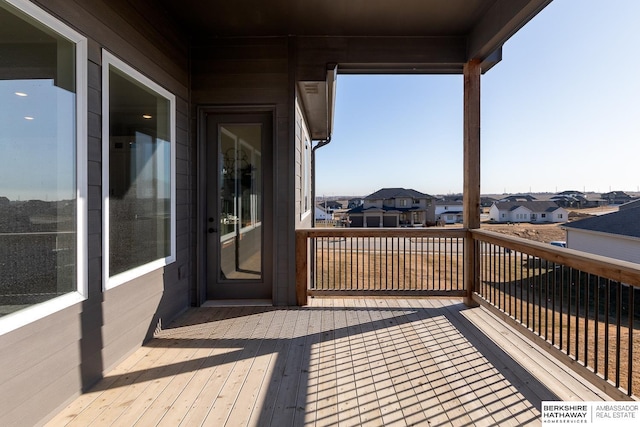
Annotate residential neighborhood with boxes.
[316,188,640,269]
[321,189,636,229]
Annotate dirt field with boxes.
[481,222,566,243]
[480,206,618,244]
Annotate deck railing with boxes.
[296,228,466,299]
[296,227,640,399]
[470,229,640,399]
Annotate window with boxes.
[0,0,87,334]
[295,101,311,219]
[219,125,262,240]
[102,51,175,289]
[303,138,311,212]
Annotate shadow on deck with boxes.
[47,298,611,426]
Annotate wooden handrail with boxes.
[296,228,468,239]
[471,229,640,288]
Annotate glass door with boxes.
[206,113,272,299]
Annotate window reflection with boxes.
[219,125,262,280]
[0,4,77,316]
[108,67,172,278]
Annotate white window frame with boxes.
[220,126,239,243]
[303,137,311,213]
[102,50,176,290]
[295,100,312,221]
[0,0,88,336]
[238,139,262,234]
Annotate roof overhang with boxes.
[160,0,552,71]
[157,0,554,138]
[297,65,337,140]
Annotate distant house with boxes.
[489,201,568,223]
[315,206,332,221]
[347,188,435,227]
[601,191,634,205]
[347,198,364,209]
[550,191,590,208]
[480,197,497,208]
[499,194,537,202]
[435,201,463,224]
[563,207,640,264]
[439,194,463,203]
[319,200,343,213]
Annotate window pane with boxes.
[219,124,262,280]
[0,4,77,316]
[108,67,171,277]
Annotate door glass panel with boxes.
[219,124,262,280]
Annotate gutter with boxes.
[310,64,337,227]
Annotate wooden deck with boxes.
[47,298,612,426]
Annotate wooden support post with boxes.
[295,231,309,305]
[463,59,481,307]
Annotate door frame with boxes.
[196,105,276,305]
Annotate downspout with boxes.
[311,136,331,226]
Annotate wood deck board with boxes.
[261,308,307,426]
[349,299,385,427]
[46,298,616,427]
[178,306,266,426]
[230,308,285,427]
[201,307,278,426]
[292,304,324,427]
[427,299,526,427]
[173,306,261,426]
[116,308,241,426]
[153,308,254,426]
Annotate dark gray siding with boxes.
[0,1,192,425]
[191,37,297,306]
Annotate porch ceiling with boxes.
[158,0,553,68]
[157,1,553,139]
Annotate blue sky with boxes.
[0,80,76,201]
[316,0,640,197]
